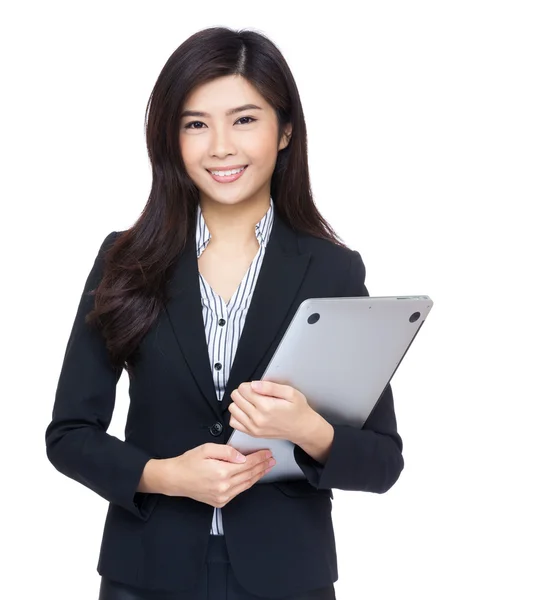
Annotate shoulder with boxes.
[88,231,121,279]
[100,230,121,250]
[95,230,123,260]
[297,230,359,268]
[297,232,367,295]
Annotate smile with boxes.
[207,165,248,183]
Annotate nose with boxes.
[208,123,237,158]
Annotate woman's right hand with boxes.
[160,443,276,508]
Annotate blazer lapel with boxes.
[164,211,312,421]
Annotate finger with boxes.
[232,389,260,419]
[229,456,275,493]
[229,413,251,435]
[239,384,286,411]
[251,380,293,401]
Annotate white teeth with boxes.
[210,167,245,176]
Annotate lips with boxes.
[207,165,249,183]
[207,164,248,173]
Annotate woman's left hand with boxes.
[228,380,314,443]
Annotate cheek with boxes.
[179,140,203,179]
[244,137,280,172]
[179,137,191,162]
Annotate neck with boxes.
[199,194,270,251]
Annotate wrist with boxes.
[137,458,168,494]
[294,410,335,465]
[293,409,323,446]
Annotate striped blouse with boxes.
[195,196,275,536]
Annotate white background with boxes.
[2,1,543,598]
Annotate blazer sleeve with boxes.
[45,231,155,520]
[294,250,405,493]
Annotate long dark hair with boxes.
[86,26,348,375]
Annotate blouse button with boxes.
[218,318,226,326]
[209,422,223,436]
[214,362,222,371]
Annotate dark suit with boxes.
[45,212,404,598]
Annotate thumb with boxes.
[229,446,247,463]
[204,443,247,463]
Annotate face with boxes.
[179,75,291,209]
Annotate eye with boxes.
[183,116,257,129]
[184,120,205,129]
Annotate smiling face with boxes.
[179,75,291,211]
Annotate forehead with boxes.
[182,75,271,114]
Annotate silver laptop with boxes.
[227,295,434,482]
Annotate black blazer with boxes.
[45,213,404,598]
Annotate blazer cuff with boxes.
[293,443,326,487]
[294,423,404,493]
[104,444,157,520]
[55,435,157,521]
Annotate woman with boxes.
[45,26,404,600]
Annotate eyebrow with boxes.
[180,104,263,119]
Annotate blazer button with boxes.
[209,422,223,436]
